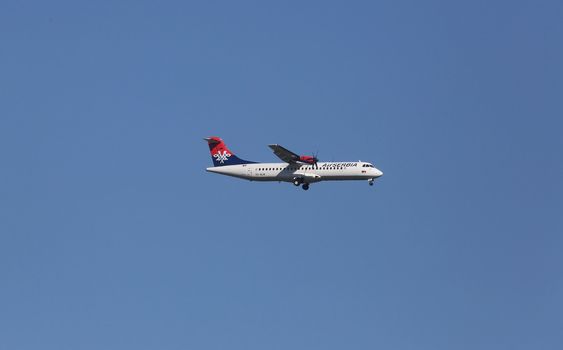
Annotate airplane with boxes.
[204,136,383,191]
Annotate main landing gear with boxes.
[293,177,310,190]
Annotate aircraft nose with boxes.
[374,168,383,177]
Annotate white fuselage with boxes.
[206,161,383,183]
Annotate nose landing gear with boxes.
[368,179,374,186]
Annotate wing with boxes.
[268,144,300,163]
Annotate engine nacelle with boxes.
[299,155,319,164]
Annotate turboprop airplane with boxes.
[204,136,383,191]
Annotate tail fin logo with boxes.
[213,150,232,164]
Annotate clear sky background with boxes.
[1,1,562,349]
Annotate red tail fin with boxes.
[203,136,255,166]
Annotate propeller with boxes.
[312,151,319,166]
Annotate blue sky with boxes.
[1,1,562,349]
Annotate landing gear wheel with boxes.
[302,184,310,191]
[369,179,374,186]
[293,180,301,186]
